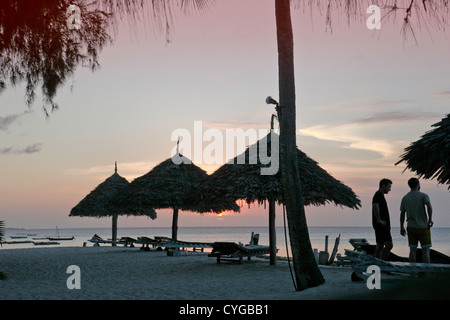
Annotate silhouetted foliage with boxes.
[0,0,216,116]
[2,1,448,116]
[396,114,450,189]
[0,0,112,116]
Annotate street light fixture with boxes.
[265,96,278,105]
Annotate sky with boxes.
[1,0,449,230]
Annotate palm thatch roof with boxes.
[114,154,238,212]
[113,153,239,239]
[396,114,450,189]
[183,132,361,210]
[70,162,156,218]
[70,163,156,245]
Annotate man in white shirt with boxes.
[400,178,433,263]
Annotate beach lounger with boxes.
[88,235,137,247]
[157,237,213,256]
[88,234,111,246]
[135,236,160,251]
[208,242,273,264]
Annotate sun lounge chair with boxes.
[88,235,136,247]
[88,234,112,246]
[208,242,273,264]
[157,237,213,256]
[136,236,160,251]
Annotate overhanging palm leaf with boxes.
[396,114,450,189]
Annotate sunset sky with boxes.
[1,0,449,230]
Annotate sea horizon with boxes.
[3,225,450,258]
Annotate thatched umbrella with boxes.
[70,162,157,245]
[396,114,450,189]
[183,125,361,264]
[113,148,238,240]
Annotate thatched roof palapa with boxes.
[396,114,450,189]
[183,130,361,264]
[114,152,239,240]
[70,162,156,245]
[184,132,361,210]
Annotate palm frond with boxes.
[396,114,450,189]
[291,0,450,42]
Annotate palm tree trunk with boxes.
[172,207,179,240]
[0,220,5,243]
[275,0,324,290]
[112,214,118,246]
[269,198,277,265]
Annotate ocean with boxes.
[2,226,450,258]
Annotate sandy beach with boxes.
[2,246,448,302]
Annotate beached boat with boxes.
[47,236,74,241]
[33,241,60,245]
[349,238,450,264]
[47,226,74,241]
[3,240,33,244]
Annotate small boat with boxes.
[47,236,74,241]
[4,240,33,244]
[33,241,60,246]
[10,236,28,239]
[47,226,74,241]
[349,238,450,264]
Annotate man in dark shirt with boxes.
[372,178,393,260]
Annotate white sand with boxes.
[0,246,416,300]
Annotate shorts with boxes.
[407,227,432,248]
[374,227,392,244]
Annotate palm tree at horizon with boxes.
[2,0,449,291]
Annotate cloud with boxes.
[0,143,43,155]
[63,161,159,181]
[0,147,13,155]
[299,123,394,159]
[298,109,442,165]
[366,100,410,108]
[206,113,275,130]
[431,90,450,98]
[0,114,21,131]
[0,111,32,131]
[352,111,439,125]
[20,143,43,154]
[298,111,428,158]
